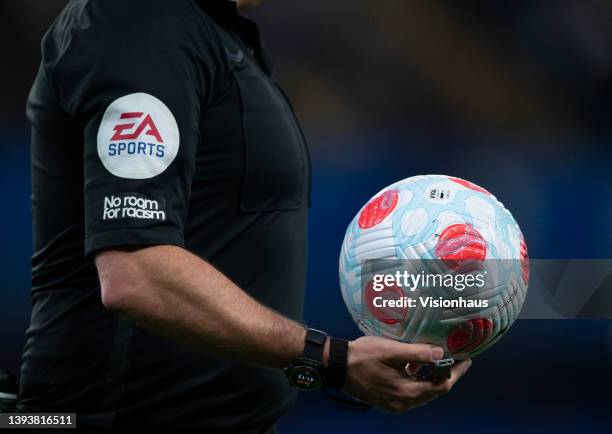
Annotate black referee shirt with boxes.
[20,0,310,431]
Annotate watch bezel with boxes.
[284,328,328,391]
[287,359,324,391]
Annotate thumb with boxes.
[384,342,446,365]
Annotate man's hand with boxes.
[343,336,471,413]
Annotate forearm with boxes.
[96,245,306,368]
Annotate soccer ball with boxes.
[339,175,529,359]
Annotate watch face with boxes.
[289,365,322,391]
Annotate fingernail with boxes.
[430,347,444,361]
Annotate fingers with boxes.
[385,341,446,365]
[345,337,472,414]
[387,359,472,413]
[411,359,472,396]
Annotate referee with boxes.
[20,0,471,432]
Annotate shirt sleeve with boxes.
[46,1,218,256]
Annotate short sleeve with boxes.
[46,1,217,256]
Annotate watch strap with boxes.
[302,328,326,363]
[324,337,349,389]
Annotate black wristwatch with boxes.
[284,328,327,391]
[284,329,349,391]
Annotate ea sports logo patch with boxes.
[97,93,179,179]
[111,113,163,143]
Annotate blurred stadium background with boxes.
[1,1,611,433]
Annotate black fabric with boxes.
[19,0,310,432]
